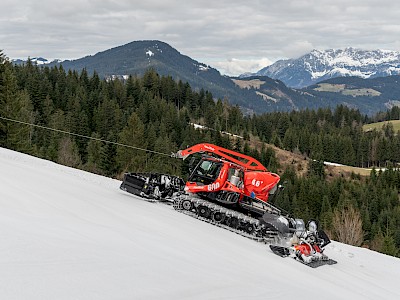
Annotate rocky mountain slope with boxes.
[253,48,400,88]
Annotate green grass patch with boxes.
[314,83,381,97]
[342,88,381,97]
[314,83,345,92]
[363,120,400,132]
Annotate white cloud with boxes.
[281,40,314,60]
[211,57,273,76]
[1,0,400,73]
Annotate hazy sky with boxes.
[2,0,400,75]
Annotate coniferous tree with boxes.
[6,90,34,153]
[116,112,146,173]
[85,132,103,173]
[381,231,399,257]
[94,96,123,138]
[100,134,118,176]
[320,195,333,230]
[0,64,34,152]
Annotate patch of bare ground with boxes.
[232,79,265,89]
[248,136,372,179]
[249,136,309,176]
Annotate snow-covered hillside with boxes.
[253,48,400,88]
[1,147,399,299]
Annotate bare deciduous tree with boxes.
[332,205,364,246]
[58,137,81,168]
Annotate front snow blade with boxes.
[298,258,337,268]
[270,245,290,257]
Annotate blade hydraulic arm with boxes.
[174,143,267,171]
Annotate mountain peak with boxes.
[252,48,400,88]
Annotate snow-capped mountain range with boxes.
[12,57,61,65]
[251,48,400,88]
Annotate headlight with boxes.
[308,220,318,233]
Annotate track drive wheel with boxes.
[212,211,225,223]
[243,223,255,234]
[227,217,239,229]
[181,199,193,211]
[198,206,211,218]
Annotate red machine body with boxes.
[177,143,280,204]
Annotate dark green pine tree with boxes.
[94,96,123,138]
[319,195,333,230]
[233,138,242,152]
[116,112,147,173]
[0,62,34,153]
[262,146,279,172]
[142,69,160,95]
[85,132,103,173]
[125,75,140,109]
[381,231,399,257]
[0,52,11,144]
[307,158,326,179]
[145,123,157,151]
[151,122,179,175]
[100,135,119,177]
[7,90,35,153]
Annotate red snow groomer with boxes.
[120,143,336,267]
[176,143,280,203]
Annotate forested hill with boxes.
[46,40,277,114]
[28,40,399,115]
[233,75,400,115]
[1,51,399,257]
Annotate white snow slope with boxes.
[1,147,400,300]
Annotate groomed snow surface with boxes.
[1,147,399,300]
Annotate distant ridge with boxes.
[44,40,281,114]
[12,42,400,115]
[249,48,400,88]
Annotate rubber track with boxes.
[172,195,280,244]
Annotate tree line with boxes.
[248,106,400,168]
[1,50,399,256]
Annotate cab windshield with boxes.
[189,159,222,185]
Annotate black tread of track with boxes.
[299,258,338,268]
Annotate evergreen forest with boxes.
[1,50,399,257]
